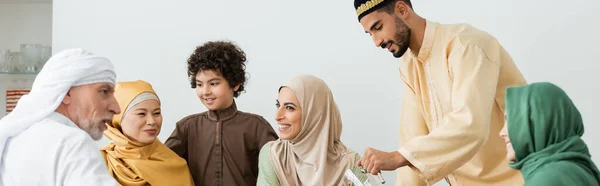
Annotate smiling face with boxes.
[120,99,162,144]
[274,87,303,140]
[499,112,517,162]
[195,69,240,111]
[359,2,412,58]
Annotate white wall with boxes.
[52,0,600,185]
[0,3,52,52]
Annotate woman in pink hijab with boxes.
[256,75,368,185]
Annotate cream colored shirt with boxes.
[395,20,526,186]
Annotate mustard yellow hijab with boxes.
[100,80,194,186]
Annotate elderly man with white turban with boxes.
[0,48,120,185]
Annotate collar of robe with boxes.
[207,100,238,122]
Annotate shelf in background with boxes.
[0,73,38,86]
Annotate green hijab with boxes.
[506,82,600,185]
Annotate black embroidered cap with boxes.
[354,0,391,21]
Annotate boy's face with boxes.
[195,70,239,111]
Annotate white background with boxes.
[50,0,600,185]
[0,2,51,51]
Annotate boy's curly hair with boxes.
[187,41,247,97]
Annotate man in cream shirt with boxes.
[0,48,120,186]
[353,0,527,185]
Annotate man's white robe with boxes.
[0,112,116,185]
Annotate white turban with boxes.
[0,48,116,168]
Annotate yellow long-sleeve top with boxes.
[395,19,526,186]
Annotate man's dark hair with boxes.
[187,41,247,98]
[378,0,413,14]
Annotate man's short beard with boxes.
[392,16,412,58]
[74,107,104,141]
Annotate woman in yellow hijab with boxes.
[100,80,194,186]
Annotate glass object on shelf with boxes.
[8,52,26,73]
[21,44,50,73]
[39,45,52,70]
[21,44,39,73]
[0,49,10,72]
[0,44,51,74]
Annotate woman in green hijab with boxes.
[499,82,600,185]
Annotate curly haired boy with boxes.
[165,41,278,186]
